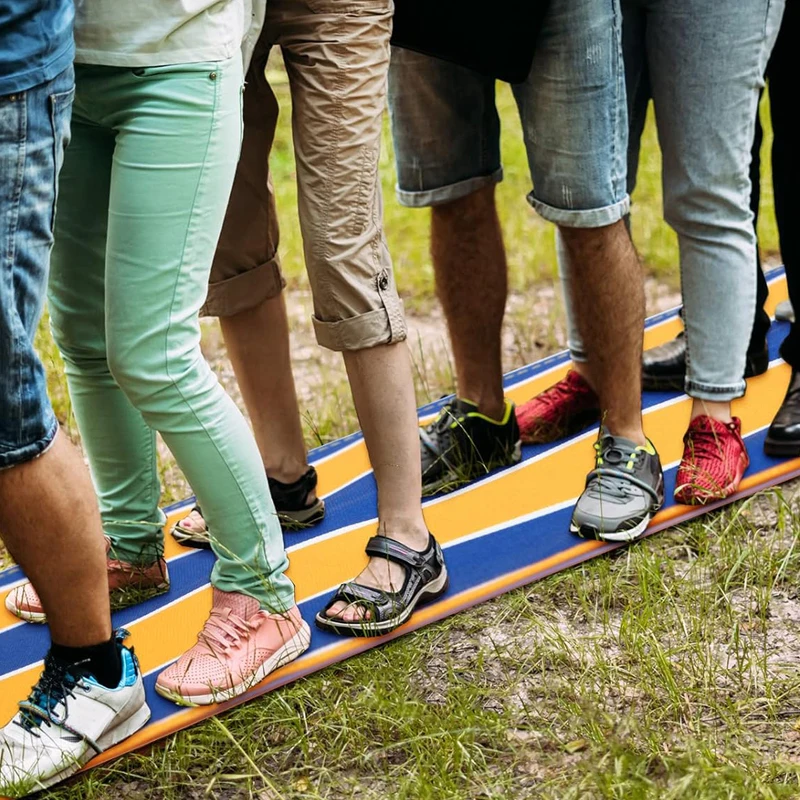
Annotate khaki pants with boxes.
[203,0,407,352]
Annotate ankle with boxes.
[604,422,646,447]
[376,517,429,550]
[50,635,122,688]
[264,456,308,485]
[571,361,594,390]
[458,387,505,422]
[690,399,732,424]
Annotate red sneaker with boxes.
[674,416,749,505]
[516,370,601,444]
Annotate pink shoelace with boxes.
[198,609,255,654]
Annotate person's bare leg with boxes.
[220,294,311,486]
[0,431,111,646]
[431,184,507,420]
[180,295,314,532]
[690,399,732,423]
[559,221,646,444]
[326,342,428,622]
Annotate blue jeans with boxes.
[388,0,630,229]
[0,65,73,469]
[561,0,785,401]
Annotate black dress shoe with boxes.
[765,371,800,457]
[642,331,770,392]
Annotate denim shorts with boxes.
[388,0,630,228]
[0,65,73,468]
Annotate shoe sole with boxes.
[154,622,312,707]
[314,565,450,637]
[641,374,684,393]
[571,513,652,543]
[4,591,47,623]
[277,498,327,531]
[26,701,152,793]
[673,477,744,505]
[642,353,769,394]
[422,442,522,496]
[764,436,800,458]
[172,500,327,549]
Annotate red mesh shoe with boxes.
[516,369,601,444]
[674,416,750,505]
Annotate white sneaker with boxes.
[0,631,150,797]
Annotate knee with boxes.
[106,347,157,406]
[49,314,105,374]
[663,182,753,246]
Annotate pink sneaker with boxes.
[155,589,311,706]
[4,537,169,622]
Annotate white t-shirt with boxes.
[74,0,264,69]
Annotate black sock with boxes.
[50,635,123,689]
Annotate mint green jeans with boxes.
[48,58,295,613]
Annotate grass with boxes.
[4,57,795,799]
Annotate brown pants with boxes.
[203,0,407,352]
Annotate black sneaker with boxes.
[642,331,769,392]
[171,466,325,548]
[419,398,522,495]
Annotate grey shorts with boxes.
[387,0,631,228]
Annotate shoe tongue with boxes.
[211,589,259,620]
[599,429,639,454]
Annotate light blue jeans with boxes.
[560,0,785,401]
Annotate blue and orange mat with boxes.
[1,266,798,791]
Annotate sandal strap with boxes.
[321,581,389,623]
[365,535,433,570]
[333,581,387,606]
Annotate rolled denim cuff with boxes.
[684,377,747,402]
[396,168,503,208]
[528,193,631,229]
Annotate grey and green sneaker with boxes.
[570,429,664,542]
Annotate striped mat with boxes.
[1,266,797,794]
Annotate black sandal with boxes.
[171,467,326,549]
[315,533,449,637]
